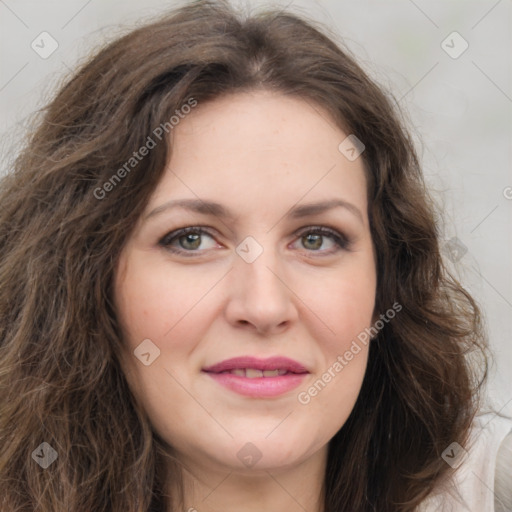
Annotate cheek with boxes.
[302,264,376,353]
[115,253,219,347]
[114,257,211,428]
[294,273,374,431]
[292,258,375,417]
[336,279,376,336]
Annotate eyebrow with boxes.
[144,198,364,224]
[289,199,363,223]
[145,199,234,221]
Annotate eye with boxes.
[159,227,220,254]
[291,226,351,254]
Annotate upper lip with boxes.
[202,356,309,374]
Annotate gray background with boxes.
[1,0,511,413]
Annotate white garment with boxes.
[418,411,512,511]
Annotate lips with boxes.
[202,356,309,375]
[202,356,309,398]
[217,368,288,378]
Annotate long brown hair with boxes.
[0,1,488,510]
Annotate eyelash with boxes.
[158,225,352,257]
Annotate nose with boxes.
[224,246,299,335]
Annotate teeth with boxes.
[225,368,290,377]
[245,369,264,378]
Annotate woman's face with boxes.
[114,90,377,475]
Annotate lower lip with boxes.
[203,371,308,398]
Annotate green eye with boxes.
[291,226,351,254]
[160,227,218,254]
[179,233,202,250]
[302,233,324,250]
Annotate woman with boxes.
[0,1,510,510]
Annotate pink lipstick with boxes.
[202,356,309,398]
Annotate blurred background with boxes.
[1,0,510,413]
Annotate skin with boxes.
[114,90,377,512]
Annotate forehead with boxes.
[149,90,369,222]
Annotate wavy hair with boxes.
[0,1,488,510]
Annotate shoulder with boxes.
[418,411,512,512]
[495,427,512,511]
